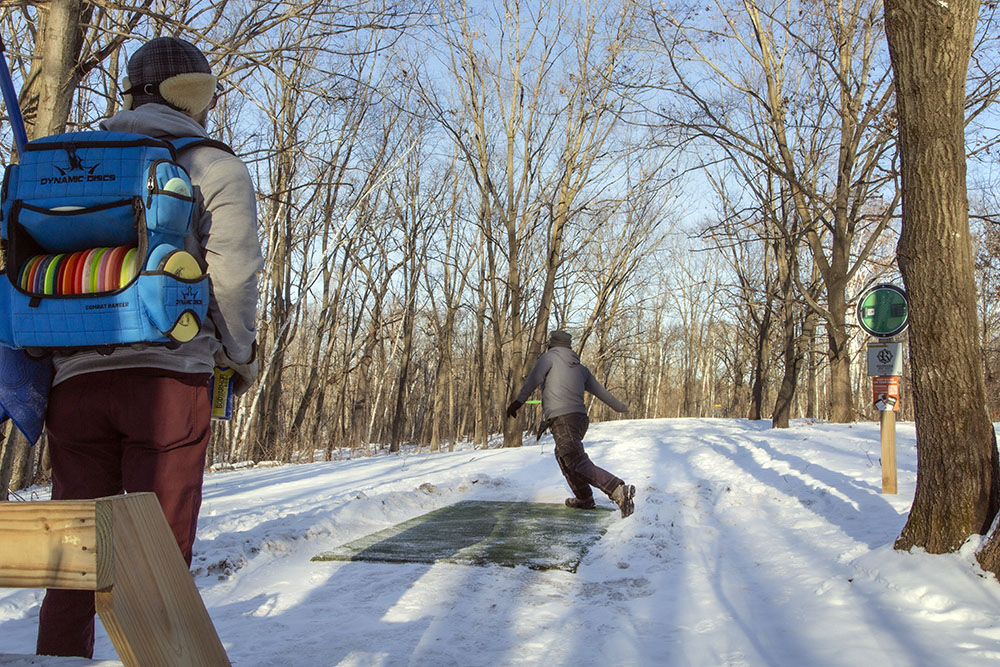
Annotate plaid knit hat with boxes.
[122,37,217,115]
[549,330,573,348]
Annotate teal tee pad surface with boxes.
[312,500,615,573]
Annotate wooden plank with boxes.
[0,499,97,590]
[880,409,898,494]
[94,493,230,667]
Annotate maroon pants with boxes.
[36,368,212,659]
[550,413,622,501]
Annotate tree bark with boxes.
[0,425,19,499]
[23,0,88,138]
[884,0,1000,555]
[772,237,801,429]
[825,285,853,423]
[748,305,771,421]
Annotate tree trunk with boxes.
[10,430,36,492]
[0,425,19,499]
[389,292,416,453]
[25,0,87,138]
[803,309,819,419]
[748,304,771,421]
[826,285,853,423]
[772,274,801,429]
[474,268,488,448]
[884,0,1000,556]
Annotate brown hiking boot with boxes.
[565,497,597,509]
[610,483,635,518]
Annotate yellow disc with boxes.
[168,312,199,343]
[161,250,202,342]
[160,250,202,279]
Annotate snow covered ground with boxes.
[2,418,1000,666]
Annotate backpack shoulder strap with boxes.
[168,136,236,156]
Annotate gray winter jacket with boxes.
[514,346,628,420]
[52,104,263,385]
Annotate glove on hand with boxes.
[214,344,258,397]
[506,400,523,419]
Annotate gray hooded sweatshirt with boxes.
[52,104,263,384]
[514,346,628,420]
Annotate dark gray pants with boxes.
[550,412,622,501]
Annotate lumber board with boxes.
[0,499,97,589]
[94,493,230,667]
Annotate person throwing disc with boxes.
[507,330,635,518]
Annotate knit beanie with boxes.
[122,37,217,115]
[549,330,573,348]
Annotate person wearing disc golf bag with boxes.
[36,37,263,659]
[507,330,636,518]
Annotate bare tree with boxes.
[649,0,899,422]
[884,0,1000,564]
[414,0,652,445]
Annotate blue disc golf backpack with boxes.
[0,130,213,354]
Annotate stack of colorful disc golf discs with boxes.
[17,245,139,295]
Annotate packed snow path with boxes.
[2,418,999,666]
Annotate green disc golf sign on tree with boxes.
[856,283,910,339]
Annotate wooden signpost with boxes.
[872,375,900,494]
[857,283,910,495]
